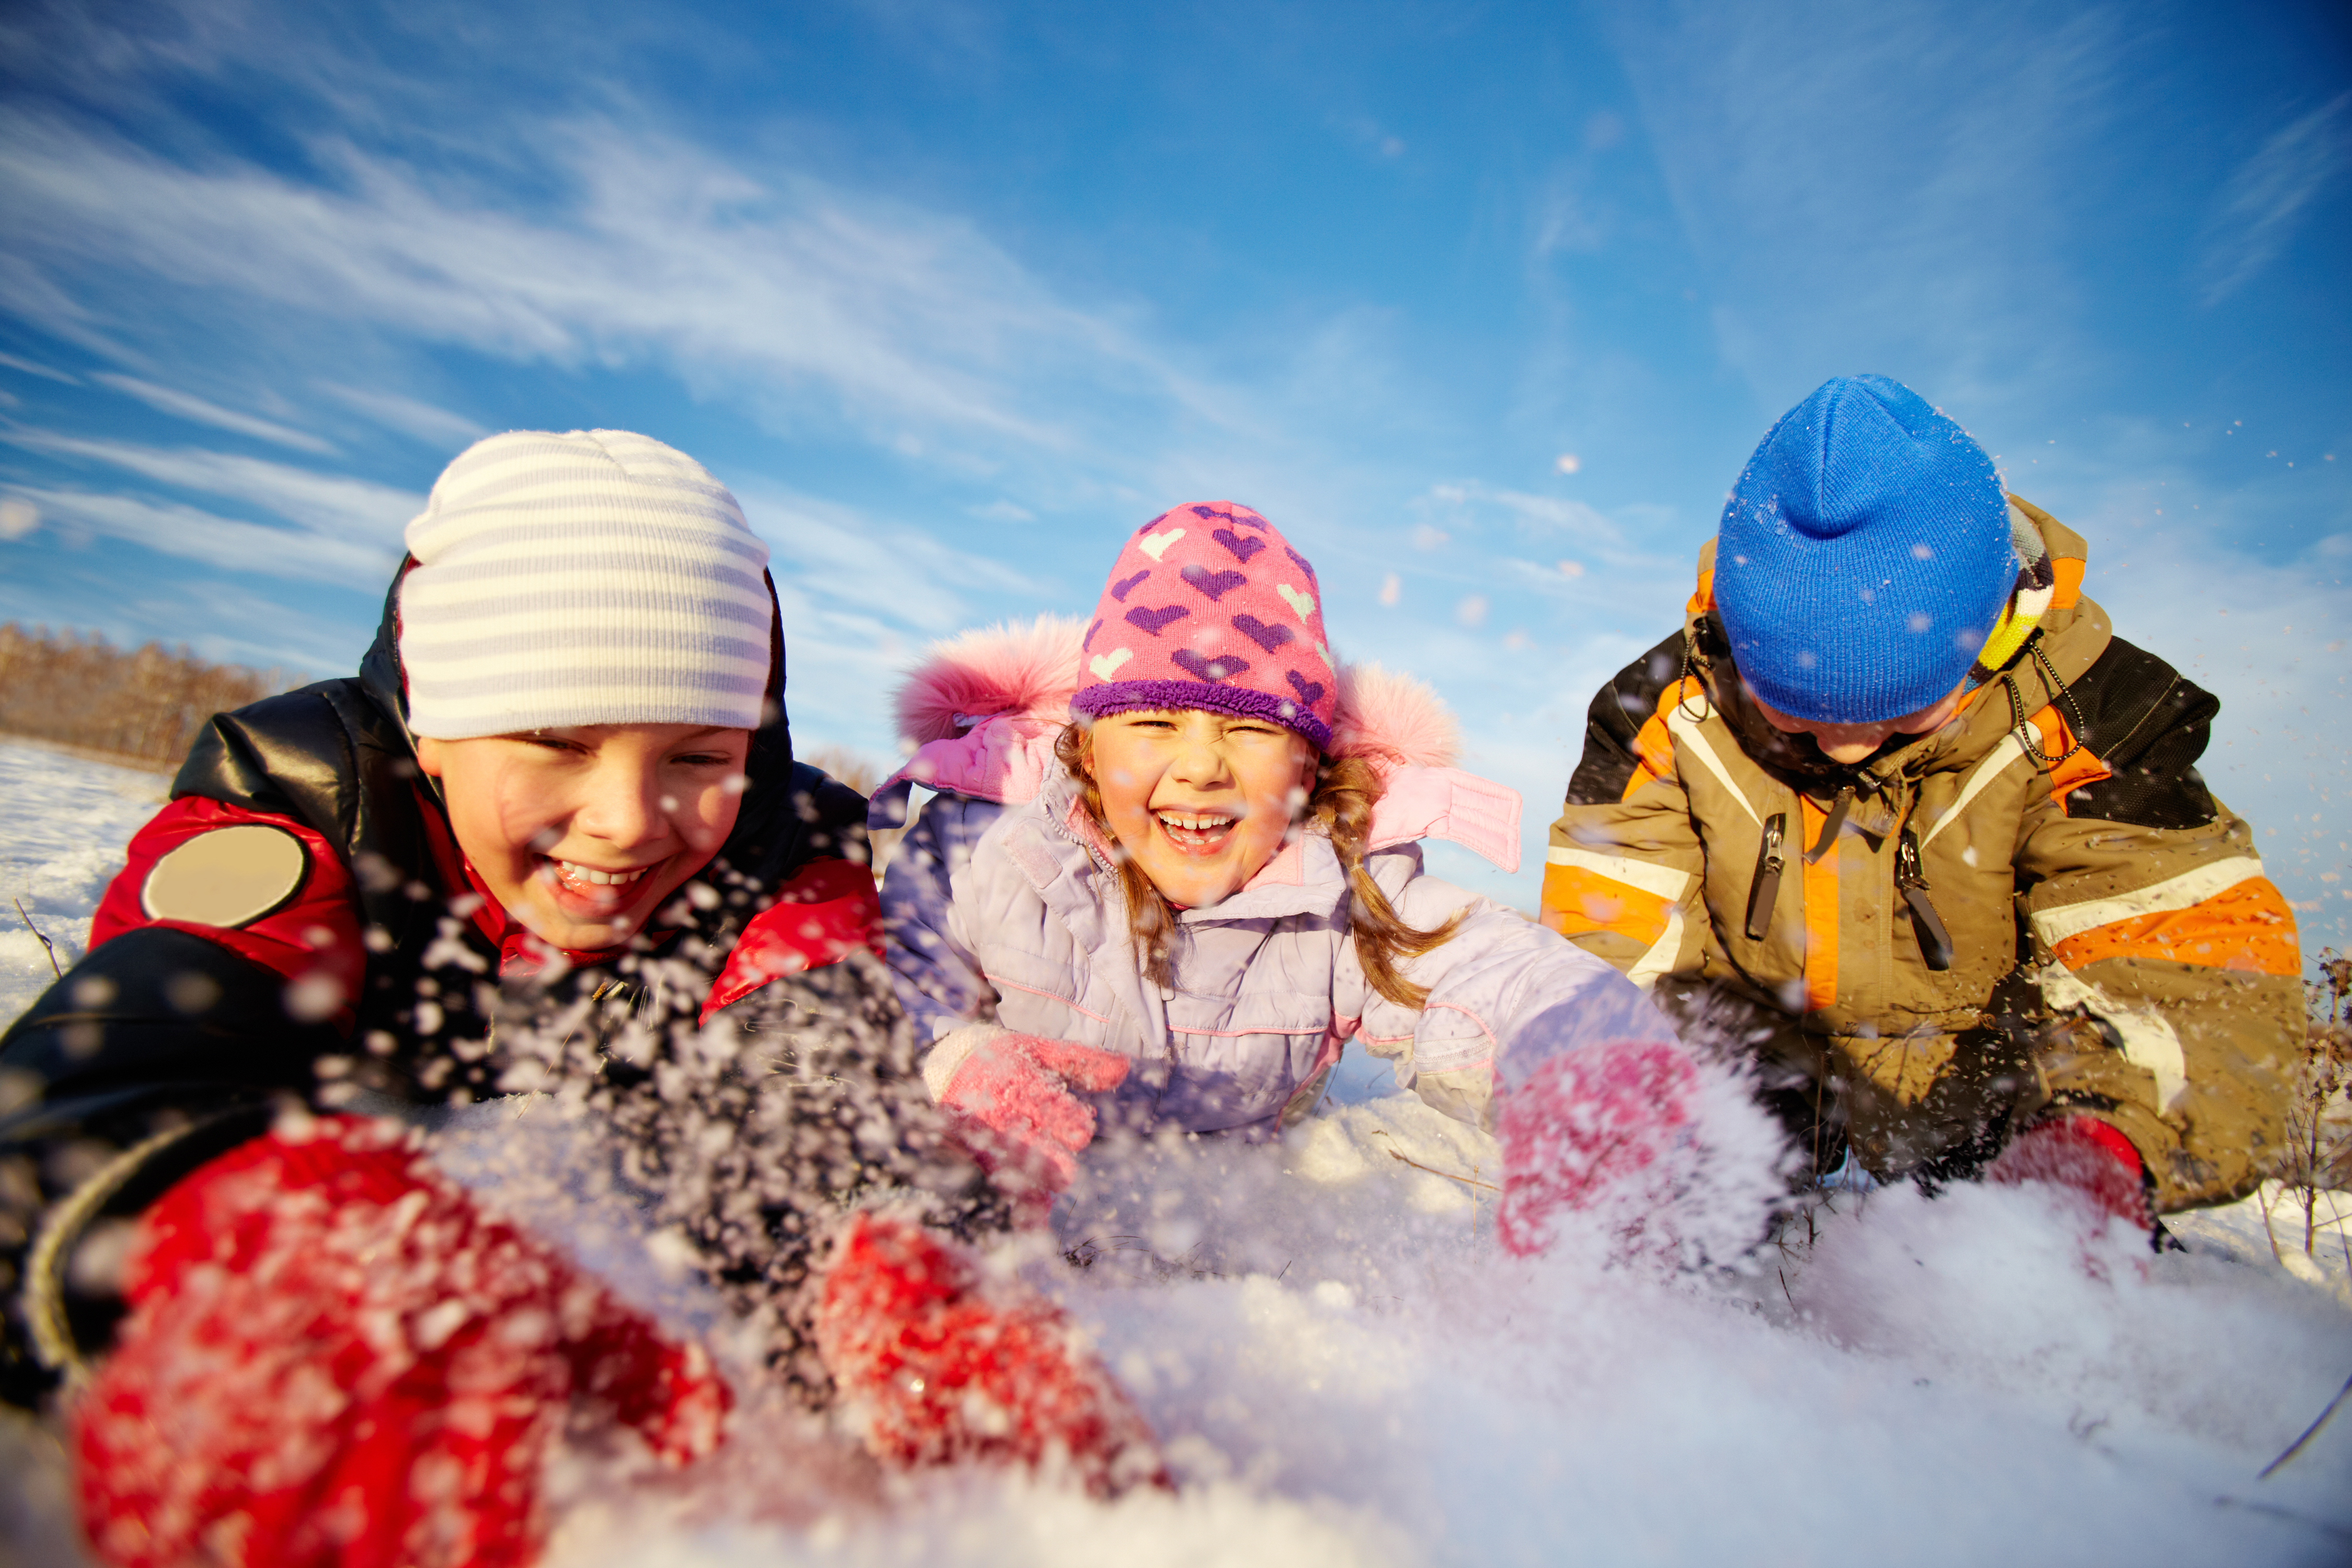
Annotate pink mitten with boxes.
[925,1028,1132,1205]
[1495,1039,1700,1260]
[1985,1114,2150,1232]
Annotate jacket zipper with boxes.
[1745,813,1786,941]
[1895,826,1954,972]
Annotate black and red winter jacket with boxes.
[0,564,878,1407]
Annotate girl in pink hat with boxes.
[873,501,1785,1259]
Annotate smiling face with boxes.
[1745,681,1969,765]
[414,722,753,951]
[1083,709,1315,909]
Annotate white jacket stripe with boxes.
[1919,732,2028,848]
[1624,904,1687,993]
[2029,856,2266,947]
[1545,844,1693,903]
[1666,700,1759,825]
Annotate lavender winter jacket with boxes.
[872,619,1678,1138]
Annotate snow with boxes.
[0,738,167,1022]
[5,738,2351,1566]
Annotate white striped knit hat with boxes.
[398,430,775,740]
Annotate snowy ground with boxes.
[5,736,2351,1566]
[0,738,167,1023]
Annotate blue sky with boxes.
[0,0,2346,941]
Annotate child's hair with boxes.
[1053,722,1463,1008]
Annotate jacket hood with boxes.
[892,613,1462,768]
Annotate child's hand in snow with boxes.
[813,1212,1168,1496]
[924,1025,1131,1211]
[1984,1114,2152,1233]
[74,1114,730,1568]
[1494,1039,1785,1269]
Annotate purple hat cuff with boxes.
[1070,679,1333,751]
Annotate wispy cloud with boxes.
[732,483,1051,750]
[91,372,336,453]
[5,483,399,583]
[2196,93,2350,305]
[1596,0,2123,421]
[0,430,419,541]
[0,108,1228,476]
[742,485,1044,640]
[0,350,77,384]
[313,383,488,449]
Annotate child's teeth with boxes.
[557,860,647,886]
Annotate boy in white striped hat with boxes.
[399,428,785,951]
[3,430,1162,1566]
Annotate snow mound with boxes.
[0,740,165,1021]
[6,740,2350,1566]
[423,1064,2352,1568]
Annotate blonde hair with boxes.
[1053,722,1463,1008]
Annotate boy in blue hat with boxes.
[1541,375,2300,1233]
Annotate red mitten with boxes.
[1985,1114,2151,1232]
[927,1028,1131,1210]
[812,1213,1167,1496]
[1494,1040,1699,1261]
[75,1114,731,1568]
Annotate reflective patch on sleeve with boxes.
[139,823,309,928]
[2028,856,2266,947]
[2034,963,2188,1110]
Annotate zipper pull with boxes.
[1745,812,1786,941]
[1804,788,1852,864]
[1896,826,1954,972]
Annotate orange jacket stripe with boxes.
[1620,679,1693,803]
[1800,795,1838,1011]
[2051,556,2086,610]
[2022,703,2113,809]
[2052,875,2301,977]
[1539,864,1673,948]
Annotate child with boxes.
[1540,375,2301,1236]
[0,431,1157,1568]
[873,501,1783,1254]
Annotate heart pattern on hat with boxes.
[1232,613,1294,653]
[1214,527,1266,563]
[1172,649,1249,683]
[1181,564,1249,601]
[1073,500,1338,748]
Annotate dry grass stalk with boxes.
[2264,949,2352,1267]
[0,623,286,768]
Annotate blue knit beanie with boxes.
[1714,375,2016,724]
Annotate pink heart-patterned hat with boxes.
[1069,501,1338,750]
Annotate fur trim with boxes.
[892,620,1462,768]
[895,615,1088,746]
[1329,663,1460,768]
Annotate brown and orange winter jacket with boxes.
[1541,498,2299,1212]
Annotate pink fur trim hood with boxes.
[873,615,1520,872]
